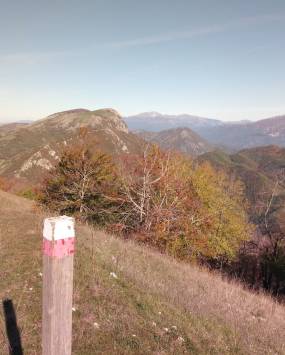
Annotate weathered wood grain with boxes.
[42,254,74,355]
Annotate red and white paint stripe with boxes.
[43,216,75,258]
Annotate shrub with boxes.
[118,146,251,262]
[39,143,120,224]
[17,188,39,200]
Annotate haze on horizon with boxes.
[1,0,285,123]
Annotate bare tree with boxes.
[118,145,171,231]
[260,174,285,293]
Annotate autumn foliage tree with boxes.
[39,143,120,224]
[39,141,251,264]
[253,176,285,294]
[191,162,252,263]
[118,145,251,263]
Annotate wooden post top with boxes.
[43,216,75,241]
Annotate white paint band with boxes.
[43,216,75,241]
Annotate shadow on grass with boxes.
[2,299,23,355]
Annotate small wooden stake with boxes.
[42,216,75,355]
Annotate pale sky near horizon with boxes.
[0,0,285,122]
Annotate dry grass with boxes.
[0,190,284,354]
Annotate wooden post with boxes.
[42,216,75,355]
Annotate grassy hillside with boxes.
[0,122,30,134]
[0,191,285,354]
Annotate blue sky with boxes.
[1,0,285,122]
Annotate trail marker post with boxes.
[42,216,75,355]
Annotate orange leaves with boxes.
[119,146,251,262]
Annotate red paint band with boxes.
[43,237,75,258]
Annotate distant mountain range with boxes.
[198,115,285,150]
[137,127,212,156]
[125,112,285,151]
[2,109,285,187]
[125,112,223,132]
[0,120,33,127]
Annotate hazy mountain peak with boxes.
[138,126,212,156]
[32,108,129,133]
[95,108,121,116]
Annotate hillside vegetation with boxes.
[199,146,285,293]
[0,108,143,186]
[0,191,285,354]
[200,146,285,228]
[39,144,250,264]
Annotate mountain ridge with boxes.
[0,108,143,186]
